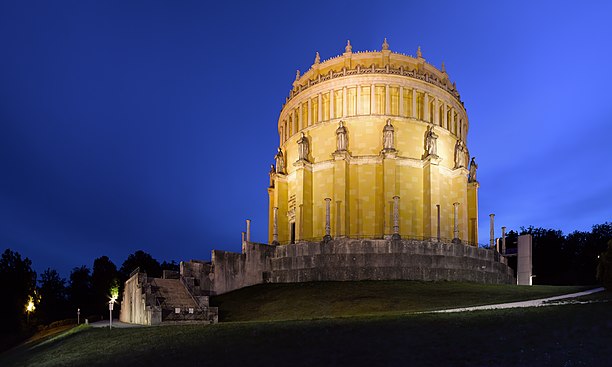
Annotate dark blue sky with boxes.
[2,1,611,277]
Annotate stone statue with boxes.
[345,40,352,53]
[336,121,347,151]
[269,164,275,174]
[383,119,395,151]
[425,126,438,157]
[274,147,285,174]
[454,140,466,169]
[297,132,309,161]
[382,38,389,51]
[468,157,478,183]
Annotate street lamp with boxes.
[77,308,80,325]
[108,300,114,329]
[108,284,119,330]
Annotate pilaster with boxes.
[268,186,275,243]
[385,84,390,115]
[422,155,442,239]
[382,150,397,236]
[272,175,288,243]
[332,151,350,237]
[412,89,417,119]
[293,160,312,241]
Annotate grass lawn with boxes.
[1,282,608,367]
[210,281,592,322]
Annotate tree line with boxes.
[1,249,178,351]
[497,222,612,286]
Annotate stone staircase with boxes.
[149,278,218,324]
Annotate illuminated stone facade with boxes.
[268,40,479,245]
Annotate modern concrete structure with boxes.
[517,234,533,285]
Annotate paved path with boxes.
[429,287,605,314]
[89,319,143,328]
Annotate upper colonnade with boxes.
[277,39,469,146]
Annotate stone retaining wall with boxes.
[182,238,515,296]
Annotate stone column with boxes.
[342,86,347,118]
[324,198,332,242]
[385,84,390,115]
[489,214,495,250]
[307,98,312,127]
[501,226,507,255]
[246,219,251,243]
[241,231,245,244]
[371,84,375,114]
[318,93,322,122]
[272,207,279,245]
[436,204,441,241]
[433,99,439,126]
[443,103,448,129]
[392,196,401,240]
[399,87,404,116]
[423,93,429,122]
[453,202,460,242]
[412,89,417,119]
[330,88,335,119]
[356,85,361,115]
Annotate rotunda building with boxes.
[268,40,479,245]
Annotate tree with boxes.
[68,265,92,316]
[38,268,69,324]
[161,260,180,273]
[0,249,36,333]
[520,226,566,285]
[92,256,118,316]
[596,240,612,290]
[119,250,162,281]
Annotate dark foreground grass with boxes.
[210,281,592,322]
[2,296,611,367]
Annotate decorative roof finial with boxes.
[417,46,423,58]
[295,70,300,81]
[314,52,320,64]
[345,40,352,53]
[382,38,389,50]
[441,61,446,73]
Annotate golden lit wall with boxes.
[268,42,479,245]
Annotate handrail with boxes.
[129,267,141,278]
[180,276,205,311]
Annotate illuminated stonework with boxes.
[268,40,479,245]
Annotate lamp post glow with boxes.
[26,296,35,324]
[77,308,80,325]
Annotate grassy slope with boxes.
[2,301,611,366]
[2,282,609,367]
[210,281,591,321]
